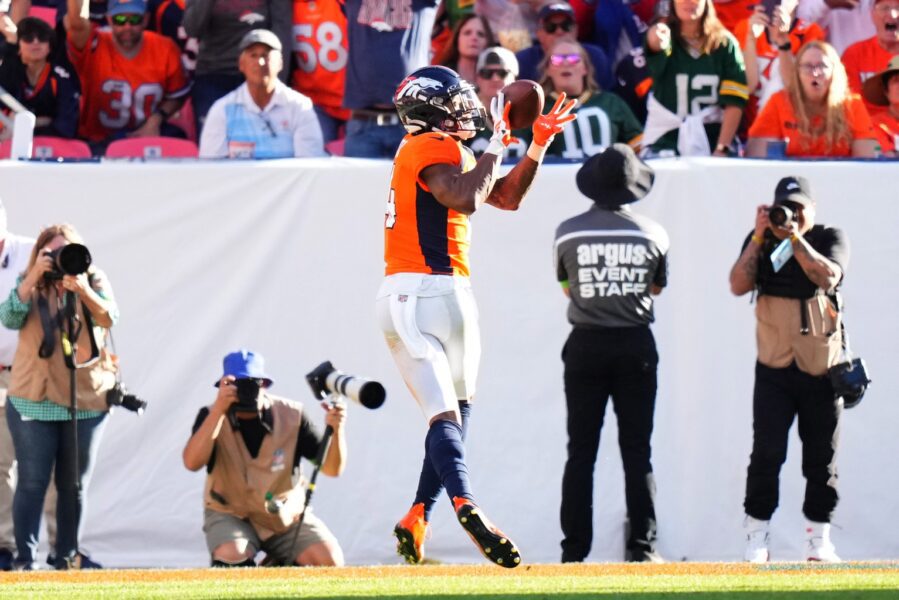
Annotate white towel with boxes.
[643,93,722,156]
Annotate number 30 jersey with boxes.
[68,30,190,141]
[385,132,476,277]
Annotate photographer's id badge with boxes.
[770,238,794,273]
[271,448,286,472]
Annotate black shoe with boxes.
[0,548,13,571]
[453,497,521,569]
[626,548,665,563]
[54,552,103,570]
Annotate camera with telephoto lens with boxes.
[305,361,385,409]
[231,378,262,413]
[768,205,797,228]
[106,382,147,414]
[44,243,92,281]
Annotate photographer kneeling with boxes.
[183,350,346,567]
[730,177,849,563]
[0,224,118,570]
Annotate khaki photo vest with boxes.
[755,293,843,376]
[204,396,304,540]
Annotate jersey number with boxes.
[385,188,397,229]
[674,74,719,118]
[558,106,613,160]
[293,22,348,73]
[99,81,164,129]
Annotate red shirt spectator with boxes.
[713,0,754,35]
[841,0,899,115]
[65,0,190,144]
[862,54,899,154]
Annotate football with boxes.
[501,80,544,130]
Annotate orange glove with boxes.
[532,92,578,147]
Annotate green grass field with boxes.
[2,563,899,599]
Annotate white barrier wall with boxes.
[0,157,896,567]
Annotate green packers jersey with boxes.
[646,32,748,153]
[544,91,644,160]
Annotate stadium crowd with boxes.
[0,0,896,158]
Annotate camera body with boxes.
[44,243,92,281]
[768,204,796,228]
[232,378,262,412]
[305,361,385,409]
[106,382,147,414]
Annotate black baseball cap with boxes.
[773,176,813,207]
[538,3,575,22]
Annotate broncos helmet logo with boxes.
[395,76,444,102]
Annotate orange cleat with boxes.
[453,497,521,568]
[394,503,428,564]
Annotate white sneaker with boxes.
[806,521,841,563]
[744,515,770,563]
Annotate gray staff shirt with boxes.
[554,205,669,328]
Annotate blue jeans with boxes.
[343,118,406,158]
[6,403,107,566]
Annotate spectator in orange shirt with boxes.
[862,54,899,154]
[842,0,899,115]
[736,0,825,127]
[65,0,191,153]
[713,0,754,34]
[434,14,494,84]
[747,41,878,157]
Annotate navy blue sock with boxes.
[426,418,473,504]
[414,403,472,520]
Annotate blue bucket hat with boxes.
[215,349,273,387]
[108,0,147,16]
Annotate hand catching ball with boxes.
[500,80,545,129]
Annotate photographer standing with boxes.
[730,176,848,563]
[0,224,118,570]
[182,350,346,567]
[553,145,669,563]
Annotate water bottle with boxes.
[264,492,283,514]
[10,111,36,160]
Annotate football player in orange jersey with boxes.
[377,65,576,568]
[65,0,190,150]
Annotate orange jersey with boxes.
[872,111,899,154]
[68,30,190,141]
[291,0,350,120]
[713,0,754,35]
[385,132,477,277]
[734,18,825,125]
[749,89,876,156]
[841,37,893,116]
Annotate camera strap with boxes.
[36,293,58,359]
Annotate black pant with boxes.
[744,361,841,523]
[560,326,658,562]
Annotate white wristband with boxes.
[526,141,547,163]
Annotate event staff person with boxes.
[729,176,848,563]
[380,65,576,568]
[0,200,35,571]
[0,224,118,571]
[183,349,346,567]
[553,144,668,564]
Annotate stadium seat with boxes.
[28,5,57,26]
[0,136,92,159]
[105,137,199,159]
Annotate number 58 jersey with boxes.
[384,132,476,278]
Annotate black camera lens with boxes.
[234,378,261,409]
[768,205,793,227]
[45,243,92,280]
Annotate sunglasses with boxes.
[549,53,582,67]
[543,21,574,34]
[111,13,144,26]
[478,68,511,80]
[19,33,51,44]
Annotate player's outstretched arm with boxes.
[486,93,577,211]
